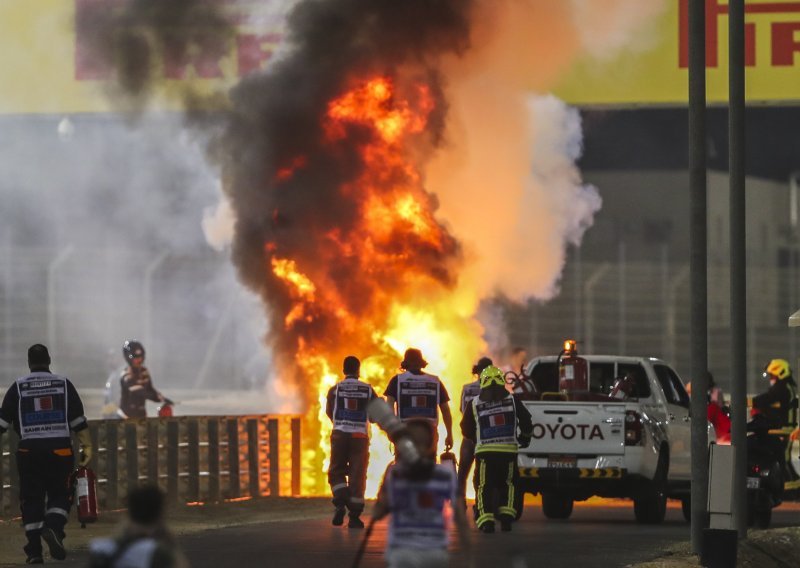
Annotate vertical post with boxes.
[46,246,74,352]
[227,419,240,499]
[106,423,119,509]
[661,245,670,359]
[9,433,19,512]
[689,0,709,553]
[147,421,159,486]
[187,419,200,502]
[728,0,748,537]
[125,423,138,492]
[143,251,169,366]
[0,433,5,515]
[574,248,582,338]
[166,421,179,503]
[208,419,221,502]
[268,419,280,497]
[3,230,12,381]
[291,418,301,496]
[618,242,627,354]
[247,419,260,497]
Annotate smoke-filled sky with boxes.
[1,0,666,409]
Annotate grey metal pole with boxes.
[689,0,709,554]
[728,0,748,538]
[619,242,627,354]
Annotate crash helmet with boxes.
[479,365,506,389]
[123,340,145,365]
[764,359,791,381]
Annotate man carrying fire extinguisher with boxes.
[461,365,533,533]
[325,355,377,528]
[0,344,92,564]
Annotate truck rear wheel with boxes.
[541,492,573,520]
[634,449,668,525]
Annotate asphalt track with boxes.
[41,499,800,567]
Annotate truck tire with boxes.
[633,449,668,525]
[541,492,574,520]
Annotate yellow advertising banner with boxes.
[0,0,798,115]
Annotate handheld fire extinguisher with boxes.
[558,339,588,394]
[71,466,99,528]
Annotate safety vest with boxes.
[396,372,441,422]
[89,536,160,567]
[473,395,518,454]
[385,463,456,551]
[460,381,481,414]
[15,373,71,441]
[786,381,798,429]
[332,378,373,435]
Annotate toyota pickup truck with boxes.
[511,351,714,524]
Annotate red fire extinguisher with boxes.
[72,466,99,528]
[558,339,588,394]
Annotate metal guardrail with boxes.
[0,414,301,518]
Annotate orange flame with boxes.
[269,75,484,496]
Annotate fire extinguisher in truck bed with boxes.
[71,466,99,528]
[558,339,588,394]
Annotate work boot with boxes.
[42,527,66,560]
[24,543,43,566]
[332,507,346,526]
[348,513,365,529]
[478,521,495,534]
[499,517,513,532]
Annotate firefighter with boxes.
[461,365,533,533]
[384,348,454,453]
[0,344,92,564]
[372,418,470,568]
[325,355,377,528]
[88,485,188,568]
[119,340,171,419]
[457,357,493,499]
[751,358,799,480]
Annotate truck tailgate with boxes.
[522,401,626,456]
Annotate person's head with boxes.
[510,347,528,370]
[472,356,493,377]
[27,344,51,371]
[479,365,507,400]
[764,359,792,385]
[706,371,716,389]
[123,340,145,368]
[400,348,427,373]
[126,484,164,526]
[343,355,360,377]
[404,418,437,459]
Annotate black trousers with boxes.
[473,452,518,528]
[328,433,369,514]
[17,447,74,554]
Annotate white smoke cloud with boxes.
[202,189,235,251]
[569,0,668,58]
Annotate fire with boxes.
[268,75,484,497]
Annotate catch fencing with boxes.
[0,414,301,518]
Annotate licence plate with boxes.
[548,455,577,469]
[746,477,760,489]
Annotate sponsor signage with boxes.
[0,0,797,115]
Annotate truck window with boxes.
[529,362,558,393]
[617,363,652,398]
[589,362,616,395]
[654,364,690,408]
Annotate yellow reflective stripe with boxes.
[476,513,495,527]
[475,445,518,454]
[498,506,516,517]
[505,461,516,514]
[476,460,487,519]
